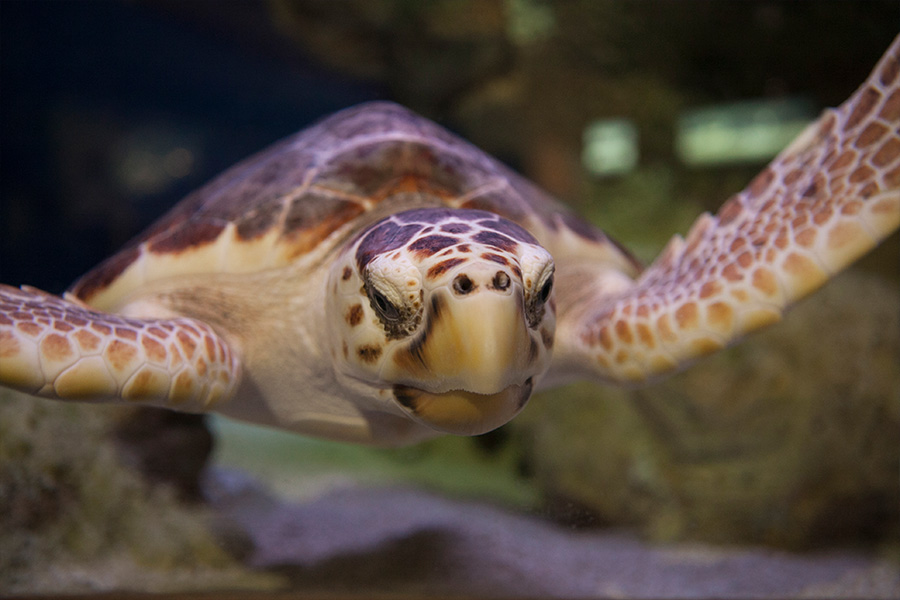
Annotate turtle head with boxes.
[327,208,555,436]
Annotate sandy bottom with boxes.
[202,469,900,599]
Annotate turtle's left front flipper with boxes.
[0,284,241,410]
[558,35,900,385]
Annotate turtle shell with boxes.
[72,102,637,310]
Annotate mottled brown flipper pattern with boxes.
[0,285,241,409]
[565,35,900,383]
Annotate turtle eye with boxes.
[525,267,554,328]
[368,286,401,322]
[538,274,554,304]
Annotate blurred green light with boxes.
[506,0,556,44]
[677,98,814,166]
[582,118,639,177]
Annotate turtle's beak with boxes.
[384,286,543,435]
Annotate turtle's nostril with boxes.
[453,274,475,295]
[492,271,511,291]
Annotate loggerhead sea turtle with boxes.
[1,38,898,446]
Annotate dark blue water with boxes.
[0,1,381,292]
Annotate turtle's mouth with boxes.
[393,378,533,436]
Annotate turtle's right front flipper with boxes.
[0,284,241,410]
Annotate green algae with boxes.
[0,393,278,594]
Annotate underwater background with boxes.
[1,1,898,596]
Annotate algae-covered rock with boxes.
[516,270,900,548]
[0,392,277,594]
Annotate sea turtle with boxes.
[1,38,898,446]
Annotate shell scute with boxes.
[149,220,226,254]
[235,200,284,241]
[316,140,478,200]
[459,188,530,223]
[71,246,141,306]
[280,193,365,246]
